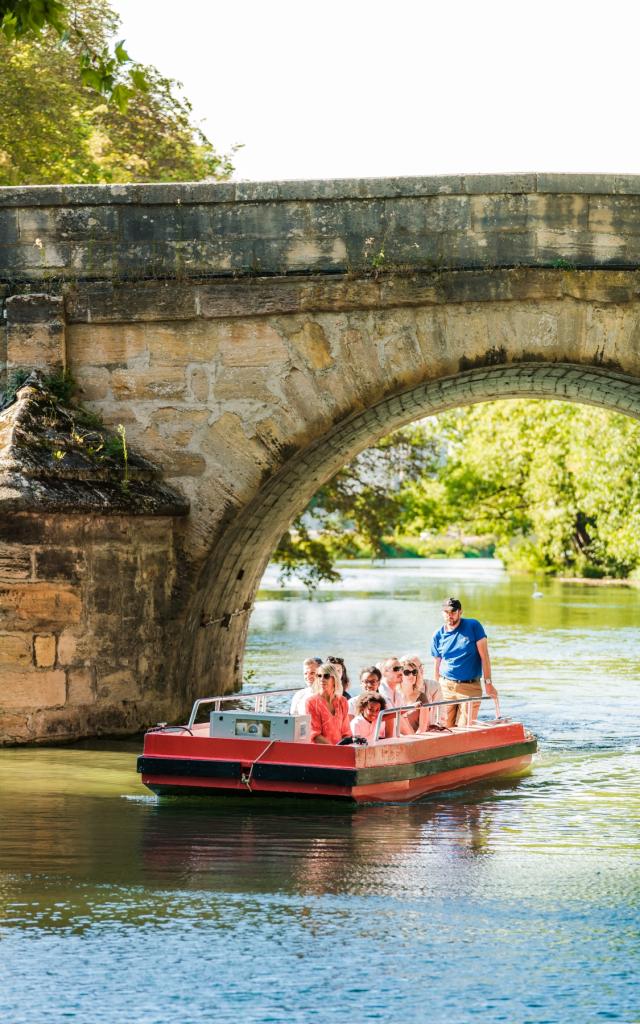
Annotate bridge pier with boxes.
[0,511,185,743]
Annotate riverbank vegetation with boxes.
[276,399,640,587]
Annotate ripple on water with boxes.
[1,564,639,1022]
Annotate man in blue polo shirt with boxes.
[430,597,498,728]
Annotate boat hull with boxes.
[138,720,536,804]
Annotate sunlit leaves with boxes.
[277,400,640,584]
[1,0,147,107]
[0,1,234,184]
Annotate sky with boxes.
[110,0,640,183]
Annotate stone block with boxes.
[188,367,210,403]
[536,229,627,267]
[0,514,83,547]
[68,323,148,366]
[0,583,82,628]
[35,548,84,582]
[67,280,198,324]
[97,668,140,701]
[18,206,119,242]
[0,208,19,245]
[6,321,65,373]
[288,320,334,370]
[160,452,207,478]
[218,321,289,368]
[387,195,470,234]
[589,196,640,236]
[197,279,305,320]
[110,366,187,400]
[1,669,66,709]
[0,544,32,581]
[57,631,79,666]
[5,294,66,373]
[470,194,528,231]
[145,321,220,364]
[34,634,56,667]
[73,365,111,402]
[464,173,537,194]
[536,173,626,194]
[0,712,32,743]
[0,632,32,666]
[527,194,589,231]
[120,206,184,243]
[67,667,95,705]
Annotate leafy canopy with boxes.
[1,0,147,109]
[276,400,640,585]
[0,0,235,184]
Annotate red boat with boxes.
[137,689,537,804]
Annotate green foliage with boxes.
[43,369,75,404]
[1,0,149,108]
[0,0,235,184]
[276,400,640,585]
[274,427,440,587]
[0,0,66,38]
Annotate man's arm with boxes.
[476,637,497,696]
[433,655,442,684]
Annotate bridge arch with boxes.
[188,360,640,696]
[2,173,640,741]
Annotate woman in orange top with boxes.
[306,663,351,745]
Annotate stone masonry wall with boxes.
[0,512,183,744]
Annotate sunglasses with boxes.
[402,669,418,676]
[392,666,402,672]
[321,672,333,680]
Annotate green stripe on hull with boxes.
[354,739,537,787]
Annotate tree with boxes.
[399,400,640,578]
[0,0,234,184]
[1,0,147,108]
[277,400,640,585]
[275,427,440,589]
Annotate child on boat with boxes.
[350,693,389,742]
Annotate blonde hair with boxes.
[312,662,343,697]
[377,657,400,674]
[400,658,425,693]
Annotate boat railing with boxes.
[372,694,501,742]
[187,686,302,729]
[187,687,501,737]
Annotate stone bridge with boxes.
[2,172,640,743]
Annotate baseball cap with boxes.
[442,597,462,611]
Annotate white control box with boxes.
[209,711,310,742]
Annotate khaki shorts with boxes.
[440,678,482,728]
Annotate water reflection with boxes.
[139,787,516,896]
[1,561,639,1023]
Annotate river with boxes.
[1,560,638,1023]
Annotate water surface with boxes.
[1,561,638,1023]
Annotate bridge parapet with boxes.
[4,174,640,285]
